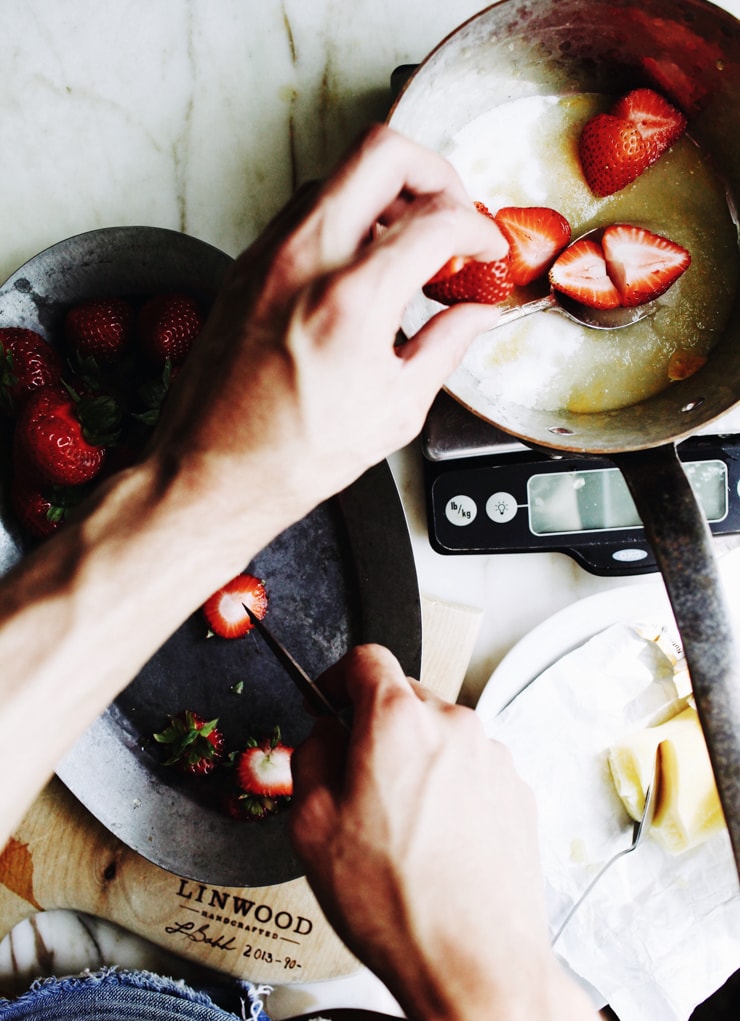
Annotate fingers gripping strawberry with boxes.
[423,201,514,306]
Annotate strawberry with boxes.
[10,470,80,539]
[0,328,63,416]
[423,255,513,306]
[64,296,135,363]
[202,572,268,639]
[423,202,513,306]
[601,224,691,307]
[611,88,686,165]
[493,206,571,286]
[222,789,282,821]
[153,710,225,777]
[235,728,293,798]
[548,237,621,309]
[138,293,204,366]
[13,386,115,486]
[578,113,650,197]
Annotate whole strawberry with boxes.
[13,386,118,486]
[10,469,79,539]
[65,296,135,363]
[0,327,63,416]
[138,293,204,366]
[153,710,225,777]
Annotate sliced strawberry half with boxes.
[578,113,650,197]
[493,206,571,286]
[611,88,686,165]
[235,730,293,798]
[548,238,621,310]
[601,224,691,307]
[202,572,268,639]
[423,202,513,306]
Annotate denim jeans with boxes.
[0,967,272,1021]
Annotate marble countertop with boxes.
[1,1,740,1017]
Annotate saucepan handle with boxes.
[614,443,740,880]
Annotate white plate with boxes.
[475,580,673,726]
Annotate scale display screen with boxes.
[527,460,728,535]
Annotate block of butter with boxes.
[607,706,726,854]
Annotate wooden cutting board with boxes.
[0,596,481,985]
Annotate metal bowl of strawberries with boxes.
[0,226,422,885]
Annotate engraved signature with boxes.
[164,919,237,952]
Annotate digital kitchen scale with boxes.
[422,391,740,576]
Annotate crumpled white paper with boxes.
[487,614,740,1020]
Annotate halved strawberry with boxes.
[423,202,513,306]
[611,88,686,165]
[0,328,63,416]
[601,224,691,307]
[578,113,650,197]
[548,238,621,309]
[235,729,293,798]
[493,206,571,286]
[153,710,225,777]
[65,296,135,363]
[202,572,268,639]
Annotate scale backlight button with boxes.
[612,548,649,563]
[445,494,477,526]
[486,491,518,524]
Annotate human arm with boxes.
[0,124,507,845]
[290,644,598,1021]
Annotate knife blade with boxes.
[243,605,350,731]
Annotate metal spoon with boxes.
[493,228,657,331]
[551,747,661,946]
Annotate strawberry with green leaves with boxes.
[202,573,268,639]
[64,296,135,363]
[0,327,63,416]
[10,469,81,539]
[153,710,225,777]
[138,293,204,366]
[13,385,121,487]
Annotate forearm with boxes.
[0,452,289,844]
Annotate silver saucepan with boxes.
[389,0,740,876]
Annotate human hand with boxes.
[152,125,507,547]
[290,645,596,1021]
